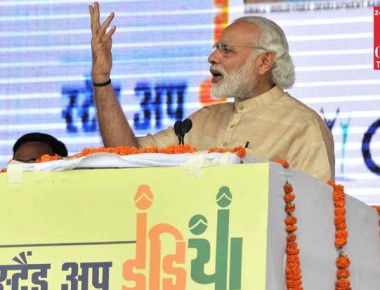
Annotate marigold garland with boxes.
[7,144,246,164]
[36,154,62,163]
[36,145,197,162]
[327,180,351,290]
[275,159,303,290]
[158,144,197,154]
[207,145,246,158]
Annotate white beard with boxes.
[211,55,257,100]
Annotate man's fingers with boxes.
[89,5,95,32]
[89,2,100,34]
[89,2,116,45]
[104,25,116,42]
[99,12,115,36]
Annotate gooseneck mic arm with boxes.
[174,121,182,145]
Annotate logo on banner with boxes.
[122,184,243,289]
[321,107,380,177]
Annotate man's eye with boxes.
[219,45,234,54]
[212,44,235,55]
[222,47,233,54]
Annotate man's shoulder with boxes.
[279,93,322,121]
[267,92,331,135]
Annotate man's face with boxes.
[14,141,54,162]
[208,22,261,100]
[211,53,257,100]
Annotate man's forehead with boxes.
[14,141,54,161]
[17,141,53,153]
[220,22,260,43]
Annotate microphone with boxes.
[174,119,193,145]
[174,121,182,145]
[180,119,192,144]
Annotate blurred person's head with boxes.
[13,132,68,162]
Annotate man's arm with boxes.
[89,2,138,147]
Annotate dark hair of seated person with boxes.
[13,132,68,162]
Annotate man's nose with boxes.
[208,49,220,65]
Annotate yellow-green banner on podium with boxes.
[0,163,269,290]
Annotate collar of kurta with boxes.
[233,86,285,113]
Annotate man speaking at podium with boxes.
[88,2,335,182]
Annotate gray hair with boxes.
[233,16,295,89]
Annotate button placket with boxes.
[221,109,242,148]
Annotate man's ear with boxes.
[257,51,276,75]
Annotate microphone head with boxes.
[181,119,192,134]
[174,121,182,137]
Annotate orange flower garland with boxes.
[158,144,197,154]
[275,159,303,290]
[18,144,246,163]
[37,145,197,162]
[36,154,62,163]
[327,180,351,290]
[1,144,245,170]
[208,145,246,158]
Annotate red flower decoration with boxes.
[278,159,303,290]
[329,181,351,290]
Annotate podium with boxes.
[0,162,379,289]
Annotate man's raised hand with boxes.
[89,2,116,83]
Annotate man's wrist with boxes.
[93,79,111,87]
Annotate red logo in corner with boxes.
[374,7,380,70]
